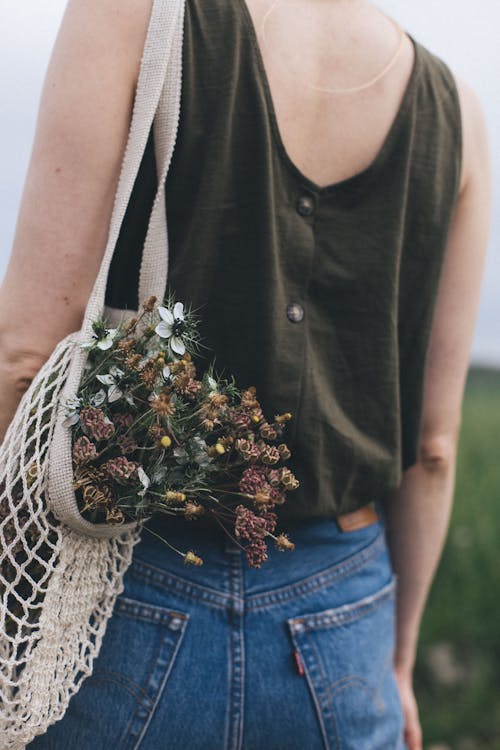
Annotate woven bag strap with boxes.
[82,0,185,333]
[47,0,185,536]
[138,0,185,307]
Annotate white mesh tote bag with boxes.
[0,0,185,746]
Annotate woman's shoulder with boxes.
[454,75,490,195]
[57,0,155,90]
[411,36,462,105]
[418,39,488,192]
[410,37,488,194]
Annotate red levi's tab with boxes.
[293,649,305,676]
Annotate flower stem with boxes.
[124,510,189,559]
[206,507,247,552]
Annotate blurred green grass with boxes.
[415,365,500,750]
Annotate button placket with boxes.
[287,191,316,325]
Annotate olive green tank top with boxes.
[107,0,462,523]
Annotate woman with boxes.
[0,0,490,748]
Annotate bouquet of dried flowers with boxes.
[63,291,299,568]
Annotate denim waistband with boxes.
[128,499,389,607]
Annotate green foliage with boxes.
[414,366,500,749]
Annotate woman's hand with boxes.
[394,666,423,750]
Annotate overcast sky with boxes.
[0,0,498,366]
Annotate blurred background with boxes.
[0,2,498,747]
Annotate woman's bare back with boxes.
[242,0,416,189]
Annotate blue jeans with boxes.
[29,501,407,749]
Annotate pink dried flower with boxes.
[247,510,278,567]
[260,445,281,465]
[239,465,267,494]
[80,407,115,441]
[260,510,278,533]
[72,436,98,464]
[234,505,271,569]
[103,456,139,480]
[278,467,300,490]
[234,505,267,541]
[113,413,134,430]
[266,468,281,487]
[117,436,138,454]
[259,422,278,440]
[230,409,252,431]
[270,487,286,506]
[94,422,115,441]
[235,438,261,462]
[277,443,291,460]
[245,537,268,569]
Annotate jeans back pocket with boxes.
[32,596,190,750]
[286,575,405,750]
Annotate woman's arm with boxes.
[0,0,153,441]
[384,77,492,750]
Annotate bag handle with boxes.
[47,0,185,537]
[138,1,185,307]
[82,0,185,334]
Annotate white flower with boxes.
[207,375,218,396]
[154,302,186,355]
[90,389,106,407]
[124,392,135,406]
[96,328,117,350]
[151,466,169,484]
[173,445,188,464]
[96,366,125,403]
[137,466,150,497]
[80,327,117,351]
[192,436,211,467]
[62,396,82,427]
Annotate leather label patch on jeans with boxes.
[336,504,379,532]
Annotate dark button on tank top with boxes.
[106,0,462,523]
